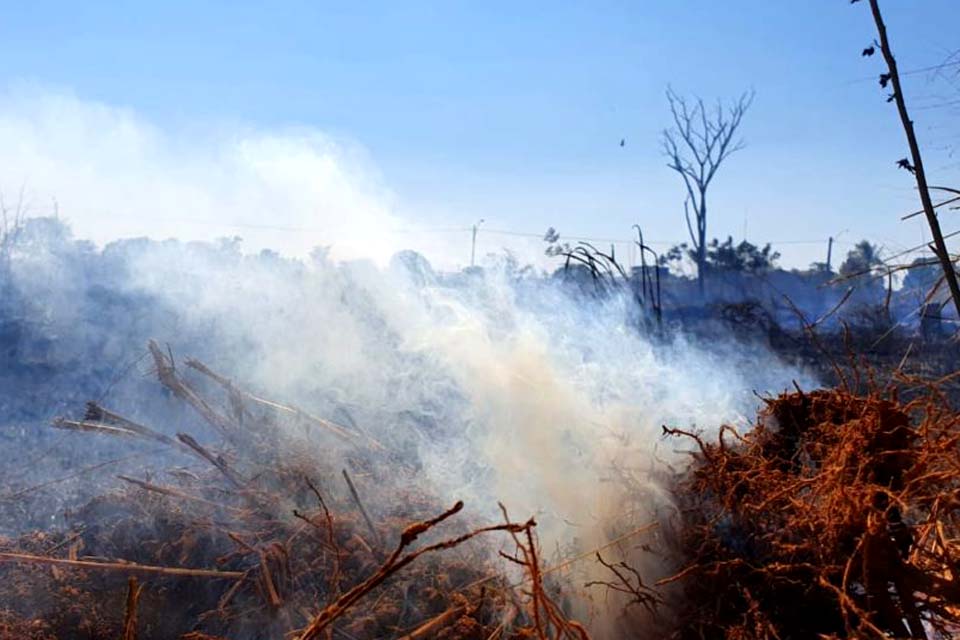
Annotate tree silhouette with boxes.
[662,87,754,297]
[839,240,882,277]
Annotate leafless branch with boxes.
[662,87,754,295]
[865,0,960,322]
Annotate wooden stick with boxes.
[341,469,382,548]
[84,403,185,450]
[116,475,245,514]
[0,551,245,579]
[185,358,384,450]
[177,433,244,488]
[148,340,237,441]
[53,418,199,459]
[52,419,144,440]
[397,605,467,640]
[258,549,283,608]
[121,576,143,640]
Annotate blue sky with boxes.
[0,1,958,268]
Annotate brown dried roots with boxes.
[663,383,960,639]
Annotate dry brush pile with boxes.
[0,341,590,640]
[662,375,960,639]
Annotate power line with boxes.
[881,228,960,263]
[898,60,960,78]
[483,228,635,244]
[480,227,856,247]
[842,59,960,86]
[122,215,878,254]
[913,98,960,111]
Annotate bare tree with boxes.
[662,87,754,297]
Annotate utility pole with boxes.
[470,219,484,267]
[827,229,847,273]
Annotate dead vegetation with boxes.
[5,333,960,640]
[661,376,960,638]
[0,340,589,640]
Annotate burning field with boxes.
[1,341,584,640]
[3,341,960,639]
[1,232,959,639]
[3,0,960,635]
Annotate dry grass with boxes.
[0,341,588,640]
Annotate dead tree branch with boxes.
[865,0,960,321]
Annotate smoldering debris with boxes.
[660,378,960,639]
[8,345,960,640]
[0,220,851,639]
[0,342,590,640]
[0,220,808,546]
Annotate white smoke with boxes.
[88,239,812,633]
[0,84,417,263]
[0,86,816,631]
[115,237,811,551]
